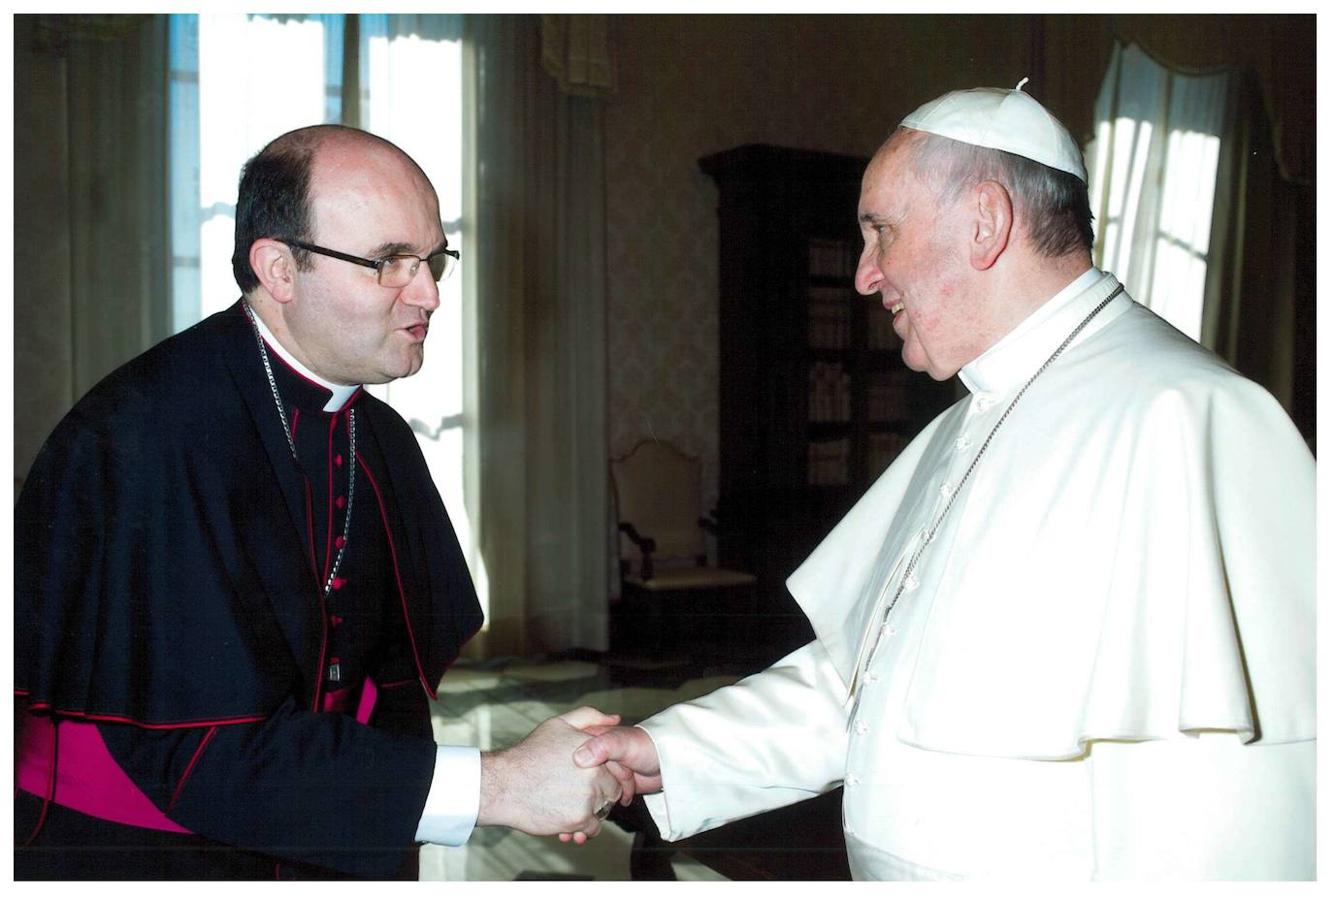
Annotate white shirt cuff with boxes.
[414,745,481,845]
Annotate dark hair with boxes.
[231,130,322,294]
[897,128,1094,258]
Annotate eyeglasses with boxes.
[280,238,459,287]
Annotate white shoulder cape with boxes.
[787,291,1315,760]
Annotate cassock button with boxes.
[902,574,919,592]
[331,576,347,590]
[954,435,972,451]
[939,482,953,498]
[335,536,346,549]
[335,495,347,509]
[855,721,869,736]
[330,614,344,627]
[864,671,880,684]
[846,773,861,787]
[335,453,344,467]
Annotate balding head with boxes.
[231,125,432,294]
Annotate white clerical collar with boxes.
[959,268,1114,396]
[249,309,360,413]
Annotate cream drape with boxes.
[1042,14,1313,185]
[14,15,171,482]
[464,16,610,657]
[539,14,615,98]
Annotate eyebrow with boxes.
[366,239,449,258]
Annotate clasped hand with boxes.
[477,707,625,839]
[559,717,663,844]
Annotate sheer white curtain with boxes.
[1087,42,1235,341]
[355,15,482,618]
[465,15,610,657]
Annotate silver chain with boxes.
[852,284,1125,708]
[242,302,356,601]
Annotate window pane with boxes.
[168,16,201,330]
[1087,43,1232,342]
[169,13,344,330]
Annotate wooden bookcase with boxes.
[700,144,956,659]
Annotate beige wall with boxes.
[604,14,1034,508]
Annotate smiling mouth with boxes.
[889,302,905,316]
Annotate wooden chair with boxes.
[610,439,756,663]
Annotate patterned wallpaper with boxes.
[604,14,1032,511]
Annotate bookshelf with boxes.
[700,144,955,658]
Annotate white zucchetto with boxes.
[899,78,1088,183]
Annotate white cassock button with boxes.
[939,482,953,498]
[903,573,919,592]
[847,773,861,787]
[845,823,856,837]
[954,435,972,451]
[864,670,880,684]
[855,720,869,736]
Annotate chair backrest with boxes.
[611,440,706,563]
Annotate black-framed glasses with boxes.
[280,238,459,287]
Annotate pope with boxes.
[570,82,1315,880]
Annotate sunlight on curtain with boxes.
[357,15,488,619]
[1087,43,1231,341]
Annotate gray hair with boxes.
[894,127,1094,258]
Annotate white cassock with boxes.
[639,269,1315,880]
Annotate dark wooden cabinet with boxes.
[701,144,955,660]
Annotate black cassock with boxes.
[15,301,483,879]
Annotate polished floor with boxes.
[419,654,746,881]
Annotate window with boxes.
[1086,42,1234,341]
[168,14,483,614]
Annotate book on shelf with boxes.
[807,437,851,486]
[808,362,851,422]
[866,371,910,422]
[867,432,908,475]
[807,287,851,349]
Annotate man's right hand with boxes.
[477,707,624,837]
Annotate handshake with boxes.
[476,707,660,843]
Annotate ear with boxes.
[969,181,1012,271]
[249,238,298,304]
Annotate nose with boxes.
[854,242,882,296]
[400,259,441,311]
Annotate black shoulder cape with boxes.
[15,302,483,725]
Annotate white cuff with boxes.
[414,745,481,845]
